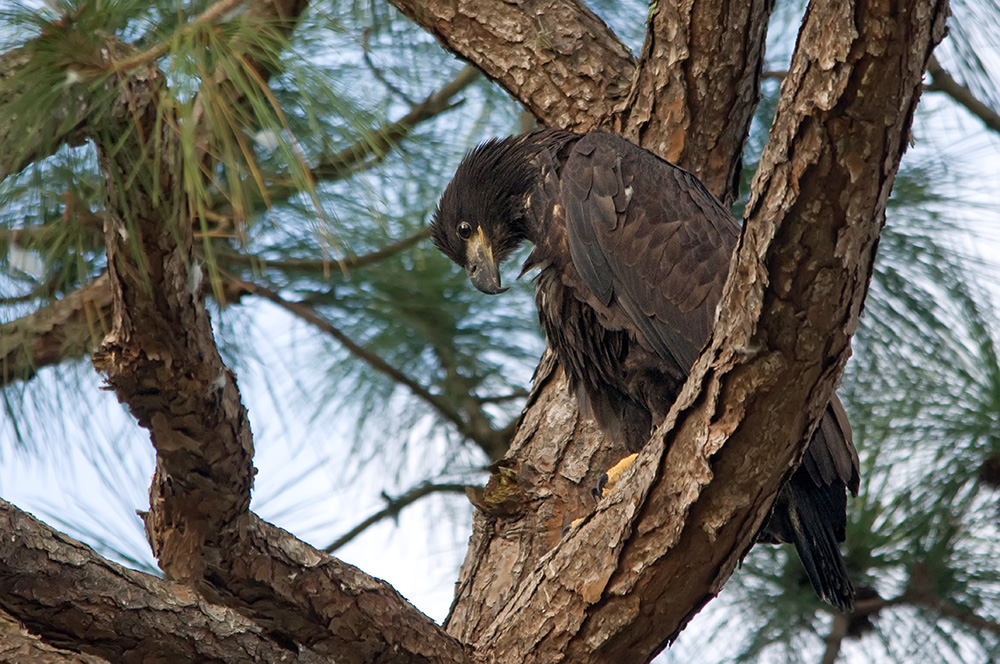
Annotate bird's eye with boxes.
[457,222,473,240]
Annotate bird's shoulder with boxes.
[557,132,741,370]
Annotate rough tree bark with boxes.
[0,501,331,664]
[0,0,947,663]
[408,0,947,659]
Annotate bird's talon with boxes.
[590,484,604,502]
[562,516,586,537]
[592,453,639,499]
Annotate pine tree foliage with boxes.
[0,0,998,661]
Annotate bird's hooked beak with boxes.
[466,226,508,294]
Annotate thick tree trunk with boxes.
[0,0,948,662]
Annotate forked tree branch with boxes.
[437,0,948,659]
[0,500,330,663]
[0,1,955,662]
[443,0,787,647]
[86,44,468,664]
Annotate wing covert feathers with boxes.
[561,133,739,373]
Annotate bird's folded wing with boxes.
[562,132,741,374]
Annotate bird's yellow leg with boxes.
[592,452,639,500]
[564,453,641,535]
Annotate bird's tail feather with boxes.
[760,475,855,612]
[784,479,855,611]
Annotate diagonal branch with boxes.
[111,0,250,73]
[389,0,634,132]
[241,279,507,452]
[325,481,470,553]
[303,66,479,184]
[925,54,1000,135]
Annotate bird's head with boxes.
[430,135,540,294]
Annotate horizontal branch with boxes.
[0,500,329,663]
[325,481,470,553]
[208,512,471,663]
[0,273,112,387]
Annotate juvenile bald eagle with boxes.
[431,129,859,611]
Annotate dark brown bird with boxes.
[431,129,860,611]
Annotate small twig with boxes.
[308,66,479,183]
[475,389,530,404]
[324,482,470,553]
[240,280,480,440]
[915,593,1000,635]
[361,27,418,105]
[247,65,478,204]
[925,55,1000,135]
[208,228,430,273]
[820,611,848,664]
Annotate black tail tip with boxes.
[822,579,856,613]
